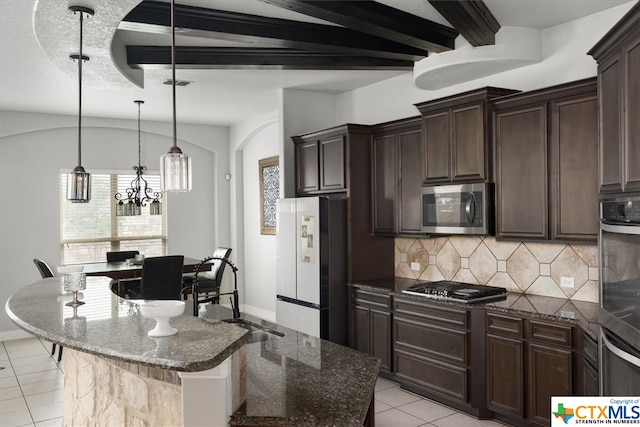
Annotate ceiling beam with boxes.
[126,46,414,70]
[257,0,458,53]
[121,1,429,62]
[428,0,500,46]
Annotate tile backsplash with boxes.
[395,236,599,303]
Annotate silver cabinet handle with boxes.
[601,330,640,368]
[466,193,475,225]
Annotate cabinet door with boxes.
[527,343,572,426]
[582,361,599,396]
[623,34,640,192]
[452,104,486,181]
[598,54,623,193]
[372,134,397,234]
[495,105,548,240]
[352,304,371,355]
[319,135,345,191]
[422,111,451,183]
[487,335,524,417]
[296,141,319,194]
[370,308,392,374]
[398,128,423,234]
[550,95,598,242]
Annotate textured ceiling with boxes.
[0,0,634,126]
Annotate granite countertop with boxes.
[351,277,601,339]
[7,277,381,426]
[203,305,381,426]
[5,277,250,371]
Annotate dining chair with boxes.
[32,258,63,362]
[122,255,185,300]
[106,250,140,263]
[181,247,232,303]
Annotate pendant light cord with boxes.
[137,101,142,168]
[77,10,84,168]
[171,0,177,150]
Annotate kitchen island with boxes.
[6,277,380,426]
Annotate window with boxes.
[60,172,167,264]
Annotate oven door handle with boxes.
[602,330,640,368]
[600,221,640,235]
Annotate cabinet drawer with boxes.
[394,316,467,365]
[394,297,467,329]
[528,320,573,347]
[395,349,468,403]
[487,313,524,338]
[353,289,391,310]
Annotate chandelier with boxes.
[115,100,162,216]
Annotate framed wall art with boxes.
[259,155,280,235]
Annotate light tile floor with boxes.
[1,337,509,427]
[374,377,508,427]
[0,337,63,427]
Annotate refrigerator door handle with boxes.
[276,295,322,310]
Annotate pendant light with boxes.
[115,100,163,216]
[160,0,192,192]
[66,6,93,203]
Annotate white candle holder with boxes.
[64,272,86,307]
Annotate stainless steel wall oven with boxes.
[599,197,640,395]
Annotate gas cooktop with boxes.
[402,281,507,303]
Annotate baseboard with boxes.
[241,305,276,323]
[0,329,32,342]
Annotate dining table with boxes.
[73,256,206,280]
[71,256,209,297]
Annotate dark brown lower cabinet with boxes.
[581,331,599,396]
[349,288,393,378]
[487,335,524,417]
[487,313,577,426]
[528,343,572,425]
[349,288,596,425]
[393,295,489,416]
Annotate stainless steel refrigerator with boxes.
[275,196,348,346]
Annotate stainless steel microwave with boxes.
[421,183,493,235]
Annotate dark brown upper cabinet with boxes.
[493,78,598,243]
[415,87,518,184]
[371,117,424,236]
[292,124,395,282]
[588,2,640,194]
[294,130,349,194]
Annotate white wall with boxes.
[229,111,280,321]
[241,123,280,318]
[335,2,635,125]
[0,111,229,335]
